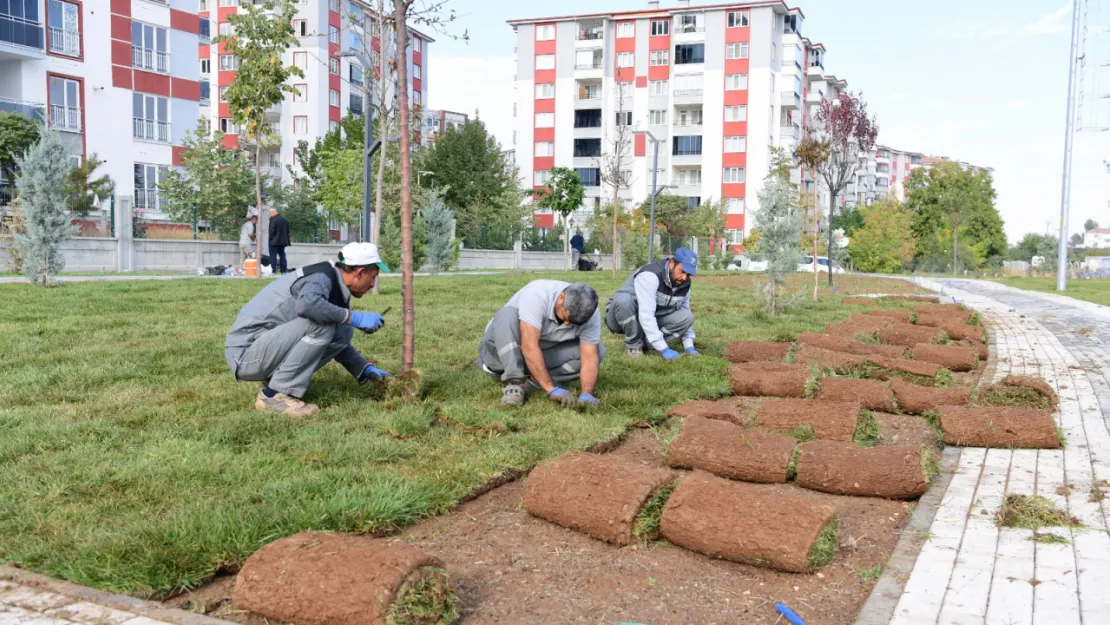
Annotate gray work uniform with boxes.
[478,280,605,383]
[606,258,695,352]
[224,261,369,398]
[239,221,255,266]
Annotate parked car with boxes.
[726,256,768,271]
[798,256,845,274]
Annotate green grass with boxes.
[386,566,460,625]
[921,448,941,483]
[854,410,880,447]
[986,277,1110,306]
[1030,532,1070,545]
[790,424,817,443]
[982,386,1051,410]
[855,565,883,581]
[0,272,921,596]
[807,517,840,569]
[996,494,1082,530]
[633,480,677,540]
[786,443,802,481]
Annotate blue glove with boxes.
[548,387,576,408]
[661,348,681,361]
[578,393,599,408]
[349,311,385,333]
[360,364,392,384]
[685,346,701,357]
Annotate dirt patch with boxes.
[878,323,944,347]
[797,333,905,359]
[731,363,811,398]
[793,345,867,374]
[796,442,931,500]
[914,303,969,317]
[756,399,861,442]
[667,399,745,423]
[522,451,673,546]
[941,321,985,343]
[817,378,897,412]
[891,378,972,414]
[869,357,942,381]
[912,344,978,372]
[879,295,940,304]
[660,471,838,573]
[997,376,1058,409]
[667,416,795,483]
[232,531,457,625]
[724,341,792,364]
[843,297,880,306]
[868,309,914,323]
[961,339,989,362]
[939,406,1061,449]
[873,412,941,448]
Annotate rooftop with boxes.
[507,0,799,26]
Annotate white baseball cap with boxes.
[338,242,390,273]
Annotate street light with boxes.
[337,50,381,243]
[633,129,664,263]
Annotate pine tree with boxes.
[423,194,455,273]
[753,176,803,315]
[12,130,76,287]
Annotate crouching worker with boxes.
[606,247,700,359]
[478,281,605,408]
[225,242,393,417]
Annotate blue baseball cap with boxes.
[673,247,698,277]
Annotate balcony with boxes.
[673,88,703,104]
[577,30,603,41]
[132,118,170,143]
[49,105,81,132]
[807,62,824,78]
[779,123,800,144]
[267,101,282,120]
[0,97,45,123]
[0,12,45,59]
[575,61,602,71]
[780,90,801,110]
[48,28,79,56]
[132,46,169,74]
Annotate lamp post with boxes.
[337,50,382,243]
[1056,0,1080,291]
[633,129,663,263]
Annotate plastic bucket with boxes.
[244,258,259,277]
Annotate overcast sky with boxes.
[426,0,1109,243]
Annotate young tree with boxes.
[534,167,585,269]
[215,0,304,275]
[62,154,115,217]
[318,148,365,226]
[906,161,1004,273]
[1084,219,1099,232]
[159,121,255,233]
[0,111,40,185]
[12,131,75,286]
[795,137,830,301]
[752,176,803,315]
[849,199,916,273]
[423,193,455,273]
[1069,232,1085,247]
[597,84,634,277]
[814,92,878,286]
[266,179,321,243]
[289,112,365,200]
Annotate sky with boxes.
[425,0,1109,243]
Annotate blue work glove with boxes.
[577,393,599,408]
[661,348,681,361]
[360,364,392,384]
[685,346,701,357]
[349,311,385,334]
[548,387,577,409]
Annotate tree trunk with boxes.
[611,187,619,278]
[394,0,414,372]
[813,182,819,302]
[952,227,959,277]
[827,194,836,287]
[254,137,265,278]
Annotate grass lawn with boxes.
[0,271,923,598]
[986,276,1110,306]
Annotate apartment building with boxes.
[422,108,467,144]
[0,0,202,220]
[198,0,430,192]
[850,146,995,205]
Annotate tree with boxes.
[1085,219,1099,232]
[0,111,40,185]
[1070,232,1085,247]
[159,120,255,233]
[1009,233,1047,262]
[814,92,879,286]
[423,193,455,273]
[215,0,304,275]
[597,85,634,277]
[832,204,865,236]
[752,176,803,315]
[12,131,75,286]
[795,137,830,301]
[849,199,916,273]
[289,112,365,200]
[318,148,365,226]
[266,179,321,243]
[62,154,115,217]
[534,167,585,269]
[906,161,1004,273]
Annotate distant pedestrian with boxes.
[571,230,585,270]
[239,213,257,268]
[269,207,291,274]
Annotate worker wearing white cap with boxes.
[224,242,392,416]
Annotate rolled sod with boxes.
[825,315,890,336]
[890,378,971,414]
[795,441,931,500]
[724,340,791,364]
[668,399,745,425]
[941,321,985,343]
[879,295,940,303]
[660,471,838,573]
[878,323,944,347]
[523,451,674,546]
[797,333,905,359]
[997,375,1058,408]
[667,416,796,483]
[965,339,989,362]
[793,345,866,374]
[843,296,880,306]
[939,406,1061,449]
[816,377,896,412]
[914,311,974,328]
[730,363,811,398]
[870,357,942,380]
[233,531,459,625]
[756,398,861,442]
[912,343,978,372]
[914,303,972,318]
[868,309,914,323]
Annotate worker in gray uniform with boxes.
[606,247,700,359]
[225,242,393,417]
[478,281,605,408]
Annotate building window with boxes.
[535,83,554,99]
[649,50,668,66]
[329,0,339,11]
[726,43,749,59]
[413,64,421,79]
[649,109,667,125]
[133,163,168,214]
[723,167,745,183]
[48,76,81,132]
[329,89,339,107]
[350,93,364,113]
[534,169,552,185]
[293,84,307,102]
[219,118,239,134]
[615,111,632,126]
[724,136,747,153]
[574,109,602,128]
[725,105,747,122]
[132,22,169,73]
[329,120,340,132]
[199,18,210,40]
[577,81,601,100]
[132,93,170,143]
[199,59,210,74]
[218,0,238,6]
[294,20,306,36]
[617,22,634,38]
[615,81,633,102]
[218,22,234,36]
[649,80,668,96]
[573,138,601,157]
[535,54,555,70]
[199,80,210,101]
[535,112,555,128]
[675,107,702,126]
[48,0,80,56]
[727,198,745,213]
[575,167,600,187]
[726,74,748,90]
[650,20,669,36]
[219,54,238,70]
[536,24,555,40]
[330,57,339,74]
[575,48,602,69]
[727,11,750,28]
[535,141,554,157]
[672,135,702,156]
[616,52,633,68]
[329,25,339,44]
[219,85,229,101]
[291,51,307,70]
[674,168,701,185]
[674,43,704,65]
[294,116,307,135]
[413,91,422,106]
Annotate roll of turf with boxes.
[940,406,1060,449]
[912,344,978,372]
[890,378,971,414]
[878,323,944,347]
[796,441,932,500]
[730,363,811,398]
[755,399,861,442]
[816,378,896,412]
[724,340,791,364]
[667,416,796,483]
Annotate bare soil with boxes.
[879,323,944,347]
[817,378,897,412]
[825,316,891,338]
[913,304,971,318]
[842,297,880,306]
[755,399,860,442]
[796,442,930,500]
[890,378,972,415]
[911,344,979,372]
[914,311,974,327]
[724,341,791,364]
[939,406,1061,449]
[879,295,940,303]
[868,309,914,323]
[668,416,795,483]
[730,363,811,398]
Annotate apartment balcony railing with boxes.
[0,13,45,53]
[577,31,603,41]
[132,47,169,74]
[575,62,603,70]
[779,124,801,142]
[132,118,170,143]
[49,28,79,56]
[133,189,167,220]
[674,119,703,128]
[673,89,704,97]
[780,90,801,110]
[576,89,602,100]
[49,105,81,132]
[0,97,45,124]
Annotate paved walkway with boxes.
[887,278,1110,625]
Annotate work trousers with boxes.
[478,305,605,383]
[605,291,695,350]
[271,245,288,274]
[226,318,354,398]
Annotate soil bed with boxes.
[724,341,791,364]
[756,399,861,442]
[912,344,978,372]
[797,333,905,359]
[868,309,914,323]
[793,345,866,374]
[825,316,890,338]
[879,323,944,347]
[730,363,811,397]
[914,303,971,317]
[939,406,1061,449]
[795,442,932,500]
[667,416,796,483]
[914,311,974,328]
[891,378,971,414]
[879,295,940,303]
[817,378,897,412]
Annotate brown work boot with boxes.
[255,390,321,417]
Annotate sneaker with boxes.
[626,347,644,359]
[255,390,321,417]
[502,381,525,406]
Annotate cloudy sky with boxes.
[426,0,1108,243]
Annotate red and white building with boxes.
[853,146,995,204]
[0,0,203,220]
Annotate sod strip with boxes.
[807,517,840,569]
[660,471,839,574]
[941,321,985,343]
[868,309,914,323]
[817,377,897,412]
[522,451,673,546]
[797,332,905,359]
[792,345,867,374]
[878,323,945,347]
[724,340,792,364]
[667,416,796,483]
[232,531,459,625]
[795,441,932,500]
[993,376,1059,409]
[755,399,861,442]
[939,406,1062,449]
[890,378,972,415]
[730,363,811,398]
[911,344,978,372]
[667,399,746,425]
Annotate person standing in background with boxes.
[239,213,257,269]
[570,230,585,271]
[269,207,291,274]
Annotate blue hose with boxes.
[775,603,807,625]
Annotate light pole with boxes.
[634,129,663,263]
[337,50,382,243]
[1056,0,1080,291]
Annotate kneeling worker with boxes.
[225,242,393,417]
[478,281,605,408]
[606,247,700,359]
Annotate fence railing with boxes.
[132,46,169,73]
[132,118,170,143]
[50,105,81,132]
[49,28,80,55]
